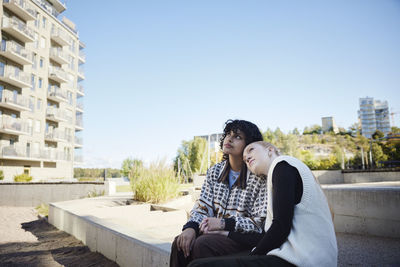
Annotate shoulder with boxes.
[207,161,226,180]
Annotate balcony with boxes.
[50,27,69,46]
[77,66,85,80]
[48,66,68,83]
[0,144,40,161]
[46,106,68,122]
[0,65,30,88]
[47,85,68,103]
[77,83,84,96]
[45,128,67,142]
[0,115,29,135]
[49,47,69,65]
[76,101,83,112]
[75,117,83,130]
[0,40,32,65]
[46,0,66,13]
[74,136,82,148]
[2,16,34,43]
[3,0,36,21]
[0,89,30,111]
[78,50,85,63]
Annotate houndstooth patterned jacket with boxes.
[183,160,268,234]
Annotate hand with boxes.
[199,217,225,233]
[177,228,196,258]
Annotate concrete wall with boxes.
[0,182,106,206]
[343,171,400,184]
[313,170,344,184]
[323,185,400,238]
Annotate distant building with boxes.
[195,133,223,152]
[321,117,338,133]
[358,97,390,138]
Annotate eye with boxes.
[235,135,242,139]
[249,147,254,152]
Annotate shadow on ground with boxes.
[0,219,118,267]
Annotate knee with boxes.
[191,235,214,259]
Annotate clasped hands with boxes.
[199,217,229,236]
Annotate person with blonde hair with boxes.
[189,141,337,267]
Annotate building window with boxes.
[32,53,37,69]
[35,120,41,133]
[42,17,46,29]
[38,78,42,89]
[29,96,35,112]
[67,91,73,105]
[31,74,35,91]
[27,119,33,135]
[40,58,44,68]
[35,15,40,28]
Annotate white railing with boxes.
[46,106,68,121]
[1,39,32,62]
[77,84,84,94]
[0,65,30,85]
[50,47,68,61]
[49,65,68,81]
[50,26,69,42]
[2,16,34,40]
[76,101,84,110]
[3,0,37,18]
[74,136,82,145]
[32,0,59,18]
[78,50,85,61]
[0,115,29,134]
[75,117,83,128]
[48,85,68,101]
[0,89,29,109]
[45,127,66,141]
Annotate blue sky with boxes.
[63,0,400,168]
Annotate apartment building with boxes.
[0,0,84,181]
[321,116,339,134]
[358,97,390,138]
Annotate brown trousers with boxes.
[170,234,249,267]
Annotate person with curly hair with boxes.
[170,119,267,267]
[189,141,337,267]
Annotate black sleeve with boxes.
[228,231,264,249]
[250,161,301,255]
[182,221,200,236]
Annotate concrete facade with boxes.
[0,182,104,206]
[0,0,85,181]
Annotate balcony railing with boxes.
[46,106,68,122]
[2,16,34,43]
[0,115,29,135]
[0,65,31,88]
[48,65,68,83]
[78,50,85,62]
[75,117,83,129]
[50,26,69,46]
[76,101,83,111]
[77,83,84,96]
[0,39,32,65]
[45,128,66,142]
[0,143,72,161]
[77,66,85,79]
[0,89,30,111]
[32,0,59,18]
[49,47,68,64]
[74,136,83,145]
[47,85,68,102]
[3,0,37,21]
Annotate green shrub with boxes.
[35,203,49,217]
[14,173,33,182]
[0,170,4,180]
[131,160,180,204]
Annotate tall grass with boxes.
[131,160,180,204]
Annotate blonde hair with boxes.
[253,141,281,156]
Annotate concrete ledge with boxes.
[323,182,400,238]
[0,182,107,206]
[49,196,188,267]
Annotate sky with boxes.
[62,0,400,168]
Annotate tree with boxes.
[121,158,143,178]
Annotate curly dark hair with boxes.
[218,119,263,188]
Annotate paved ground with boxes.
[1,206,399,266]
[0,207,118,267]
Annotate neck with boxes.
[229,155,243,172]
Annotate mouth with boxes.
[224,144,233,148]
[248,159,255,167]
